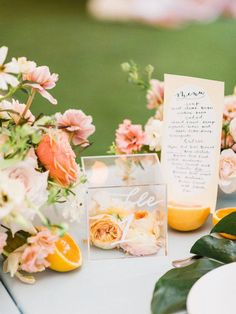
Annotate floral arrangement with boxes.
[0,46,95,283]
[89,190,166,257]
[110,61,236,194]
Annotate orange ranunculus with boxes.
[36,130,78,187]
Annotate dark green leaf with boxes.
[151,258,222,314]
[191,235,236,263]
[4,230,31,254]
[211,212,236,235]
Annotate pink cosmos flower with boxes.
[115,119,145,154]
[0,232,7,254]
[23,66,58,105]
[20,245,50,273]
[0,99,35,124]
[219,149,236,193]
[27,228,58,255]
[223,95,236,122]
[36,130,78,187]
[146,79,164,109]
[56,109,95,146]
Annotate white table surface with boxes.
[0,282,20,314]
[1,190,235,314]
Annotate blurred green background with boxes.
[1,0,236,155]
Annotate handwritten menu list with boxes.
[162,75,224,211]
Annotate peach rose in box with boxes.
[219,149,236,193]
[115,119,145,154]
[90,214,123,249]
[120,210,161,256]
[36,130,78,187]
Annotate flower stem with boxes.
[0,86,20,101]
[21,89,36,119]
[36,209,49,226]
[16,88,36,125]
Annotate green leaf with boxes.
[4,230,30,254]
[151,258,222,314]
[211,212,236,235]
[191,235,236,263]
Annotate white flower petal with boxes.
[0,75,8,90]
[0,46,8,66]
[3,73,19,88]
[4,60,19,74]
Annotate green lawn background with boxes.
[1,0,236,156]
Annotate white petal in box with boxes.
[82,154,167,260]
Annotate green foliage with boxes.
[0,123,42,161]
[151,212,236,314]
[121,61,154,90]
[151,258,222,314]
[191,235,236,264]
[211,212,236,235]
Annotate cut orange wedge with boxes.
[47,233,82,272]
[212,208,236,240]
[168,202,210,231]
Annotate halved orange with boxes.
[212,208,236,240]
[168,202,210,231]
[47,233,82,272]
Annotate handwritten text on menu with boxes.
[162,75,224,210]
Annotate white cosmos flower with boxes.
[0,172,26,220]
[144,117,163,152]
[0,46,19,91]
[11,57,36,75]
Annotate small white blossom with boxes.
[57,183,87,223]
[144,117,163,152]
[0,46,19,90]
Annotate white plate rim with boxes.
[186,261,236,314]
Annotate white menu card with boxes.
[162,74,224,212]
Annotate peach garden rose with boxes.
[90,214,123,249]
[36,130,78,187]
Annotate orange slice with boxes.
[47,233,82,272]
[168,202,210,231]
[212,208,236,240]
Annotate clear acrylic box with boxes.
[81,154,167,260]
